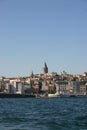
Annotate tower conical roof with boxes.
[43,62,48,74]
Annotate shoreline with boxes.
[0,93,87,98]
[0,93,35,98]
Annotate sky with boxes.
[0,0,87,77]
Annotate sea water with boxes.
[0,97,87,130]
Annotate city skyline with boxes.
[0,0,87,77]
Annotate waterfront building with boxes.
[0,76,5,81]
[58,81,68,95]
[6,83,15,94]
[6,81,25,94]
[42,82,48,91]
[80,84,86,95]
[86,83,87,95]
[15,82,25,94]
[66,82,73,95]
[69,81,80,95]
[79,81,87,95]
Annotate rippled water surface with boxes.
[0,97,87,130]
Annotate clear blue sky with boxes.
[0,0,87,77]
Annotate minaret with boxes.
[30,71,34,78]
[42,62,48,74]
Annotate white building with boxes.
[15,82,25,94]
[42,82,48,91]
[6,83,15,94]
[6,81,25,94]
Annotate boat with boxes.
[48,85,60,97]
[48,92,59,97]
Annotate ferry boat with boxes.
[48,92,59,97]
[48,85,60,97]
